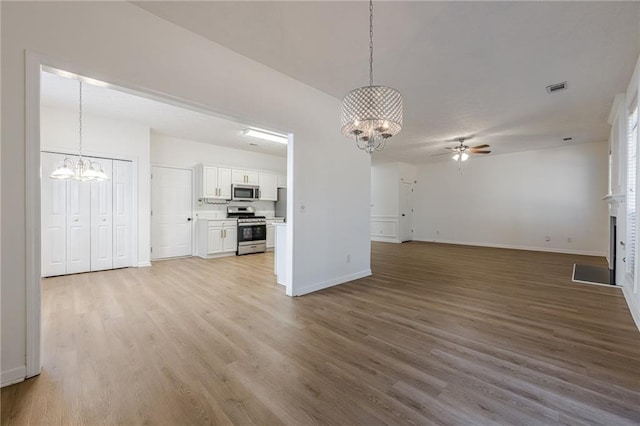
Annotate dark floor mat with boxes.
[573,264,614,285]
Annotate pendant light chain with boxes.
[78,80,83,159]
[369,0,374,87]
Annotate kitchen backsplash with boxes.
[195,200,278,219]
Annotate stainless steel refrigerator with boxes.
[275,187,287,220]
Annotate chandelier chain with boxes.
[78,81,83,159]
[369,0,374,86]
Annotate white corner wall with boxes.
[150,132,286,173]
[413,142,609,256]
[1,1,370,385]
[41,106,151,267]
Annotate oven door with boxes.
[232,185,259,201]
[237,223,267,243]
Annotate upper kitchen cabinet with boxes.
[194,164,231,199]
[277,175,287,188]
[259,172,278,201]
[232,169,259,185]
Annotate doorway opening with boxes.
[26,56,294,380]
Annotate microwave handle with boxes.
[256,188,260,199]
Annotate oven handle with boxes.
[238,223,267,227]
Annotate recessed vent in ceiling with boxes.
[546,81,568,94]
[563,137,573,142]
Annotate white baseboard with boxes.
[137,262,152,267]
[294,269,372,296]
[412,238,606,257]
[371,236,401,243]
[622,285,640,332]
[1,365,26,388]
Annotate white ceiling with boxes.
[40,70,288,157]
[135,1,640,164]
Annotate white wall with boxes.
[151,132,286,174]
[413,142,609,256]
[41,106,151,267]
[1,1,370,385]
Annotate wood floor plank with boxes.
[2,241,639,425]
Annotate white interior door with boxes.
[112,160,133,268]
[66,172,91,274]
[152,167,193,259]
[41,152,67,277]
[400,182,414,242]
[90,160,113,271]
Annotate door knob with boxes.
[402,214,406,216]
[620,241,625,246]
[187,218,192,221]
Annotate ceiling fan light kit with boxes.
[49,80,110,182]
[432,137,491,163]
[341,0,403,154]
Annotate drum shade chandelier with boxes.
[341,0,403,154]
[50,80,109,181]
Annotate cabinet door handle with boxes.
[220,229,223,238]
[224,229,227,238]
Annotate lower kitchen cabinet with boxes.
[266,218,284,250]
[197,220,238,258]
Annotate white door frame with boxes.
[150,165,194,260]
[24,51,296,379]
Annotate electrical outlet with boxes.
[346,254,351,263]
[299,202,306,213]
[567,237,572,243]
[545,236,551,242]
[436,230,440,236]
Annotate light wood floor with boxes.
[2,242,639,425]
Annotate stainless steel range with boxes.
[227,206,267,255]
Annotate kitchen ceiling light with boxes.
[341,0,403,154]
[49,80,109,182]
[242,128,288,144]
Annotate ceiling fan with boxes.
[433,137,491,161]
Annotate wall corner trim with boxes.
[294,269,372,296]
[622,285,640,332]
[1,366,27,388]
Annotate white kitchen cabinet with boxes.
[232,169,259,185]
[266,218,284,250]
[222,226,237,253]
[277,175,287,188]
[259,172,278,201]
[194,164,231,199]
[197,219,238,258]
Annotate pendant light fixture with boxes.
[50,80,109,182]
[341,0,403,154]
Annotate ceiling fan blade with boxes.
[471,150,491,154]
[471,144,490,149]
[431,152,454,157]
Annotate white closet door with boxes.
[41,152,67,277]
[90,160,113,271]
[66,172,91,274]
[112,160,133,268]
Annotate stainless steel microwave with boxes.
[232,184,260,201]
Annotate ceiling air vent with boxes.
[546,81,568,94]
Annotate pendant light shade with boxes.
[49,79,110,182]
[50,158,75,179]
[341,0,403,154]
